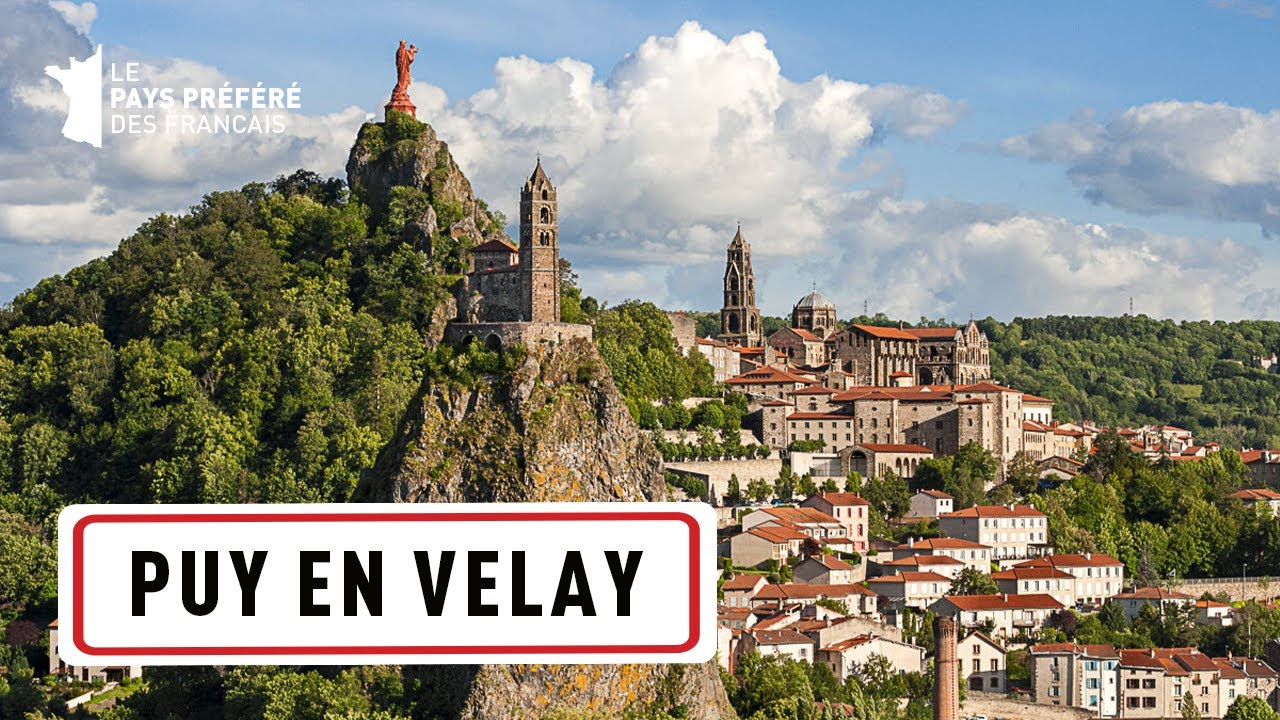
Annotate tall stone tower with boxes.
[934,617,959,720]
[519,158,561,323]
[719,225,762,347]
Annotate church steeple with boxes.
[519,158,559,322]
[719,224,762,347]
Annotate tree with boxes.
[1007,450,1041,496]
[947,567,998,596]
[1183,692,1202,720]
[775,466,796,503]
[822,478,839,493]
[0,512,56,613]
[726,474,743,505]
[1224,695,1277,720]
[862,471,910,519]
[844,471,863,494]
[748,477,772,503]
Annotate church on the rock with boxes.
[446,160,591,347]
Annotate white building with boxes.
[938,504,1050,565]
[958,631,1008,693]
[1013,552,1125,607]
[907,489,954,519]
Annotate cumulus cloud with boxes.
[48,1,96,35]
[0,0,366,297]
[1000,101,1280,235]
[2,12,1271,321]
[408,21,1270,320]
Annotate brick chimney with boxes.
[934,617,959,720]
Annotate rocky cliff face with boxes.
[349,119,735,719]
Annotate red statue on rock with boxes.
[386,40,418,120]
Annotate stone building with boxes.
[766,327,829,367]
[666,311,697,355]
[719,225,763,347]
[830,325,920,387]
[792,290,838,339]
[904,320,991,385]
[448,160,592,347]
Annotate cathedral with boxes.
[712,224,991,387]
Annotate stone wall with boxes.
[664,458,783,502]
[1176,577,1280,602]
[445,321,593,349]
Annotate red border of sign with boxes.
[72,510,700,657]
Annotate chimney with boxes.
[934,618,959,720]
[1085,552,1092,561]
[909,537,915,548]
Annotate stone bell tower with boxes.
[718,224,763,347]
[519,158,560,323]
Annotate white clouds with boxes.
[48,1,96,36]
[1,10,1273,322]
[813,193,1264,321]
[423,21,963,267]
[1001,101,1280,234]
[0,0,367,295]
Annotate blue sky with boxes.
[4,0,1280,320]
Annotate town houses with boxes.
[677,223,1280,718]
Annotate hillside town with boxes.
[665,227,1280,719]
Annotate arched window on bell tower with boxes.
[540,206,550,223]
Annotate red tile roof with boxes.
[991,567,1074,580]
[745,526,808,544]
[917,489,954,499]
[821,635,877,652]
[726,365,815,386]
[787,412,854,420]
[1231,488,1280,501]
[722,574,768,591]
[1015,553,1123,569]
[941,593,1064,611]
[752,628,813,646]
[883,555,964,567]
[805,492,871,507]
[894,537,990,550]
[755,582,877,600]
[866,571,953,584]
[848,324,921,341]
[1022,394,1055,404]
[941,504,1046,519]
[471,239,518,253]
[903,327,960,340]
[1114,587,1193,600]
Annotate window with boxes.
[1126,679,1140,690]
[1143,698,1157,709]
[1143,679,1157,689]
[990,659,998,672]
[1127,697,1139,709]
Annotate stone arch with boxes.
[728,313,740,333]
[919,367,935,384]
[541,188,549,200]
[485,333,502,351]
[540,206,551,223]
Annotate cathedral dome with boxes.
[795,290,835,310]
